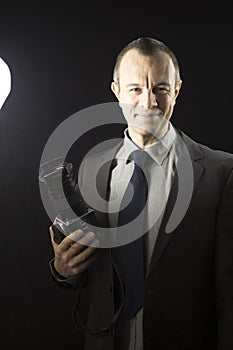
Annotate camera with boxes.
[39,156,97,243]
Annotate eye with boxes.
[153,87,169,94]
[129,87,142,93]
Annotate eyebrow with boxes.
[156,82,171,87]
[125,82,171,88]
[125,83,141,87]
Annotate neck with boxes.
[127,124,169,149]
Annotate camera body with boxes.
[39,157,97,243]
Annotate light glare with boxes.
[0,57,11,110]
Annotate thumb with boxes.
[49,225,57,247]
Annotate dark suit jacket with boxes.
[71,128,233,350]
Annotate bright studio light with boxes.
[0,57,11,110]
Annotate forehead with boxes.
[118,49,176,85]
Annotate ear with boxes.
[111,81,120,100]
[174,81,183,98]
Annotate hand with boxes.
[49,226,100,279]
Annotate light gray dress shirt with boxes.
[109,122,179,350]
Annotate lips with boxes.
[136,113,162,118]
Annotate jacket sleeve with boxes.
[215,166,233,350]
[48,158,88,289]
[49,258,83,288]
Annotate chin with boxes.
[133,121,169,139]
[130,124,155,136]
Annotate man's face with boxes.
[111,49,182,143]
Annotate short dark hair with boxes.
[113,37,182,86]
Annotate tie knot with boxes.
[129,150,149,168]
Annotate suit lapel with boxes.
[146,129,205,278]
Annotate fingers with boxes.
[59,229,86,250]
[61,232,99,262]
[56,247,100,278]
[69,239,100,266]
[49,225,100,278]
[49,226,84,249]
[71,250,100,275]
[49,225,99,255]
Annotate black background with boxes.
[0,2,232,349]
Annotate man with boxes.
[49,37,233,349]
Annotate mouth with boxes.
[135,113,162,119]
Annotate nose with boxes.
[139,90,158,111]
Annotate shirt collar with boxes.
[116,121,176,165]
